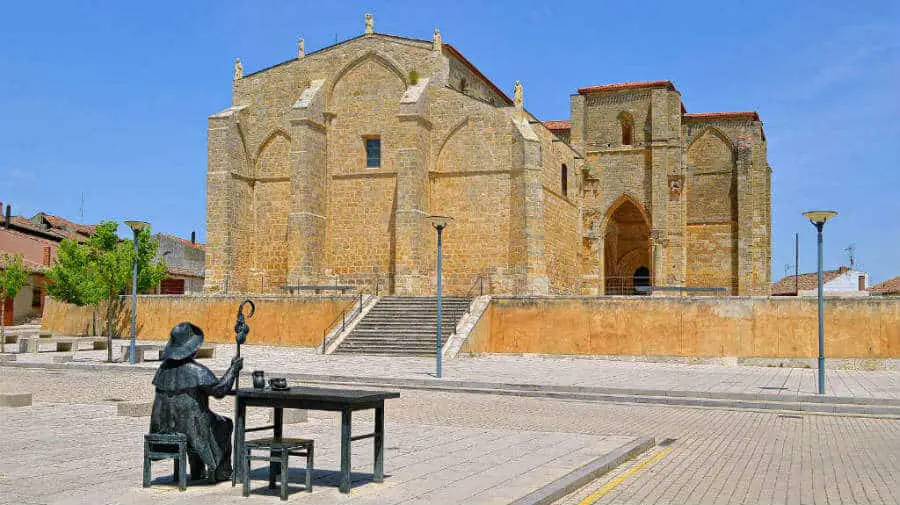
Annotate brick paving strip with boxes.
[3,343,900,416]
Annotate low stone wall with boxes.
[41,295,355,347]
[462,296,900,359]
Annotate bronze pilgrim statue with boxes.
[150,322,243,481]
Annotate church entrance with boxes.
[603,197,651,295]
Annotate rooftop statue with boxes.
[365,13,374,34]
[234,58,243,80]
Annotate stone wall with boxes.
[462,296,900,358]
[41,295,352,346]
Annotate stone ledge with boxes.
[269,409,308,424]
[0,393,32,408]
[117,401,152,417]
[508,436,655,505]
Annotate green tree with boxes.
[45,221,167,361]
[0,253,30,340]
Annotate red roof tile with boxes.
[543,120,571,130]
[770,266,850,295]
[870,276,900,295]
[684,111,760,121]
[577,80,676,94]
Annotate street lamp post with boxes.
[124,220,150,365]
[802,210,837,395]
[427,215,453,379]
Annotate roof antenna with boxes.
[844,244,856,269]
[79,192,85,222]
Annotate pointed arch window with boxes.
[619,112,634,146]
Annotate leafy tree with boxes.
[45,221,167,361]
[46,239,104,307]
[0,253,30,340]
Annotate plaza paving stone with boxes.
[0,395,635,505]
[0,367,898,505]
[6,341,900,402]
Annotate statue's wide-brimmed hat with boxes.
[162,322,204,361]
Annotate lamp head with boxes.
[802,210,837,226]
[426,215,453,230]
[124,220,151,233]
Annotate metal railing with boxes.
[465,274,487,298]
[603,276,653,296]
[321,292,364,354]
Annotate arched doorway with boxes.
[603,197,651,295]
[633,266,651,295]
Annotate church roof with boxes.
[577,80,677,94]
[684,111,760,121]
[543,120,571,130]
[441,44,513,106]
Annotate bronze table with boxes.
[232,386,400,494]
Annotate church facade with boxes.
[204,18,770,297]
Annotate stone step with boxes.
[334,296,472,355]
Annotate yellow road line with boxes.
[576,445,675,505]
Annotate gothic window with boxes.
[365,137,381,168]
[561,164,568,197]
[619,112,634,146]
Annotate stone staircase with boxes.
[333,296,472,356]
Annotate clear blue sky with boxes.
[1,1,897,283]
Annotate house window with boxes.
[561,164,568,197]
[459,78,468,93]
[619,112,634,146]
[365,137,381,168]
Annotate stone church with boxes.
[204,16,771,297]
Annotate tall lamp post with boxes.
[124,220,150,365]
[802,210,837,395]
[427,215,453,379]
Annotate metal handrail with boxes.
[321,292,364,353]
[465,274,485,298]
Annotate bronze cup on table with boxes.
[252,371,265,389]
[268,377,288,390]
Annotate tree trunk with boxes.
[0,293,6,342]
[106,296,114,362]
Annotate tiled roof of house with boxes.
[156,232,205,251]
[543,120,571,130]
[684,111,760,121]
[0,253,47,274]
[577,80,676,94]
[34,213,96,240]
[166,265,204,278]
[770,266,850,295]
[870,276,900,295]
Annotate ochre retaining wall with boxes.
[41,295,354,346]
[462,296,900,358]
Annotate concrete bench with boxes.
[121,344,162,363]
[120,343,214,363]
[196,345,215,359]
[0,393,32,407]
[18,336,107,353]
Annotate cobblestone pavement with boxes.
[1,367,899,504]
[7,341,900,400]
